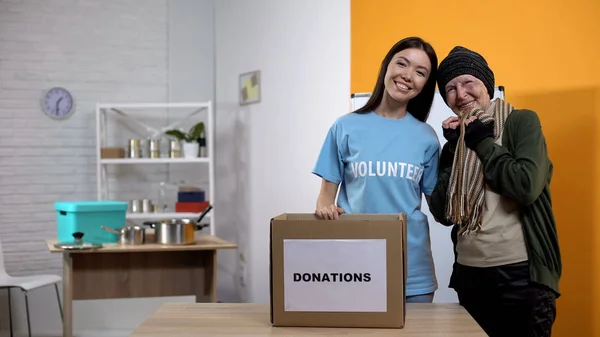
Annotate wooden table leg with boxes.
[211,250,218,303]
[201,250,218,303]
[62,253,73,337]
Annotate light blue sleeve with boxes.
[420,138,440,196]
[312,123,344,184]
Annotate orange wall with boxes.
[350,1,600,336]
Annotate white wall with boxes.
[167,0,240,303]
[215,0,351,302]
[0,0,218,335]
[168,0,215,104]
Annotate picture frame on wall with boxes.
[239,70,261,105]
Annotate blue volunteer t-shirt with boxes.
[312,111,440,296]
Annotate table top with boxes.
[131,302,486,336]
[45,235,237,253]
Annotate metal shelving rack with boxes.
[95,101,215,236]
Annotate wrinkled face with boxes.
[384,48,431,103]
[444,74,491,116]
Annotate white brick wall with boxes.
[0,0,169,276]
[0,0,219,333]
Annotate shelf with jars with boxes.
[95,101,215,236]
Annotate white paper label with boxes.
[283,239,387,312]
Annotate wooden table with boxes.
[45,235,237,337]
[130,303,486,336]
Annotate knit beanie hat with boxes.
[437,46,495,104]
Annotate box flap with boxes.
[269,215,276,324]
[402,213,407,321]
[281,213,404,221]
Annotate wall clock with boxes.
[41,87,75,120]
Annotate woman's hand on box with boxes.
[315,204,345,220]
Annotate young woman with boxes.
[312,37,440,303]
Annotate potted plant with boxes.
[165,122,204,159]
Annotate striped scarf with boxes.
[446,98,515,235]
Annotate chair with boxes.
[0,240,63,337]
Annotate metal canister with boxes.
[198,134,207,157]
[142,199,153,213]
[169,140,181,158]
[128,139,141,158]
[130,200,142,213]
[148,139,160,158]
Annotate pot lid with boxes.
[54,232,103,250]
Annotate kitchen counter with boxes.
[45,235,237,337]
[131,302,486,336]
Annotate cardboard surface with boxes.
[270,213,407,328]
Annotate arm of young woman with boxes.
[312,122,345,220]
[315,179,344,220]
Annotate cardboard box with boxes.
[269,213,407,328]
[100,147,125,159]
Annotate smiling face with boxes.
[444,74,491,116]
[383,48,431,103]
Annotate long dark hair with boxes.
[354,37,438,122]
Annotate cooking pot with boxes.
[143,218,209,245]
[143,205,212,245]
[101,225,146,245]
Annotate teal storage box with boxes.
[55,201,128,244]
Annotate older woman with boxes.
[430,45,562,337]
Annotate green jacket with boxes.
[429,108,562,297]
